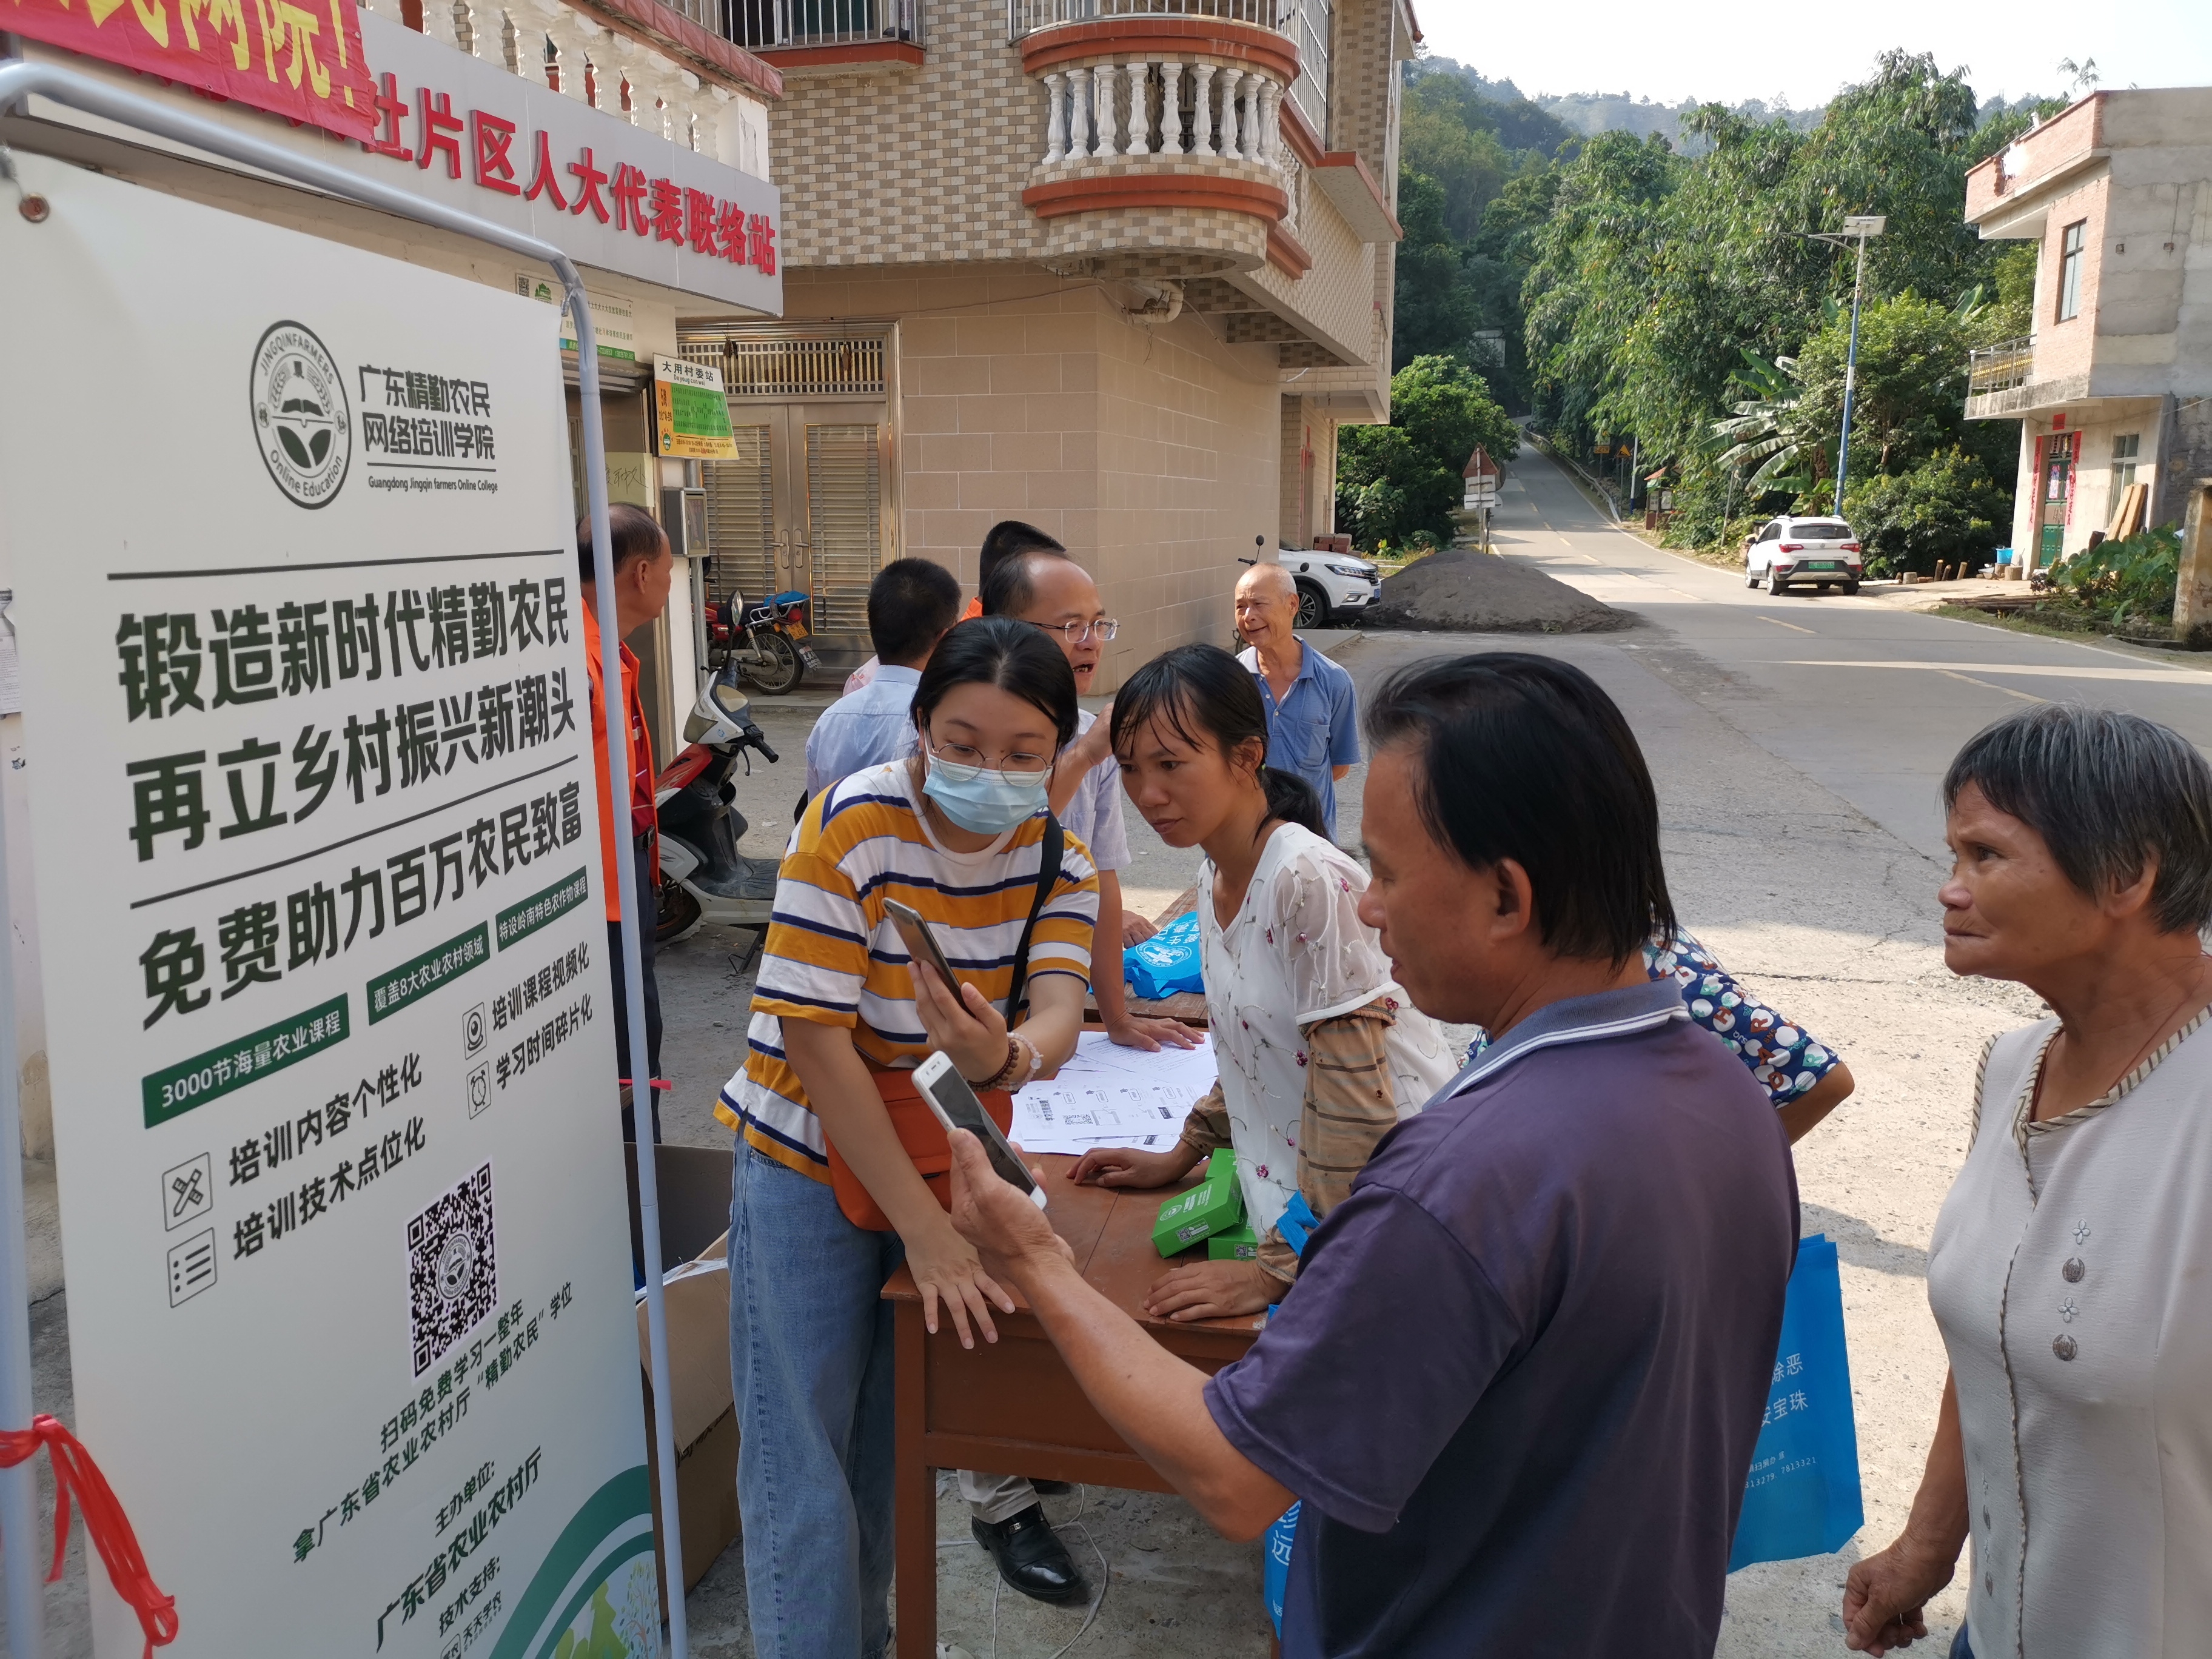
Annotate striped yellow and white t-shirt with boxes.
[716,759,1101,1179]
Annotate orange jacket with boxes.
[582,603,658,922]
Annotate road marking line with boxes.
[1937,669,2042,703]
[1766,659,2199,685]
[1758,615,1816,635]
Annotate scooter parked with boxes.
[713,586,820,696]
[655,662,785,945]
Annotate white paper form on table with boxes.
[1009,1031,1218,1155]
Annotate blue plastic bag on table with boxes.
[1729,1234,1865,1570]
[1125,909,1204,1000]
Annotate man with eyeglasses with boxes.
[953,544,1200,1604]
[980,548,1195,1056]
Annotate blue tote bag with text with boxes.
[1125,909,1205,1000]
[1728,1233,1864,1570]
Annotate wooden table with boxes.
[882,1154,1262,1657]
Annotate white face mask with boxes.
[922,751,1050,833]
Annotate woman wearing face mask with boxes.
[716,617,1101,1659]
[1071,645,1458,1321]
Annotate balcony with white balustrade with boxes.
[1013,1,1316,280]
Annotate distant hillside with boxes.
[1410,56,2056,153]
[1408,56,1817,150]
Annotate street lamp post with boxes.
[1811,213,1886,517]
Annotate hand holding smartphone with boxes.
[914,1051,1048,1211]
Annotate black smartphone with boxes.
[884,898,960,996]
[913,1051,1047,1209]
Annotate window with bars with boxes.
[680,335,886,398]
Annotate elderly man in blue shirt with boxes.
[1235,561,1360,840]
[802,557,963,799]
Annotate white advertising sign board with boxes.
[0,151,659,1659]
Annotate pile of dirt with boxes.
[1362,549,1633,634]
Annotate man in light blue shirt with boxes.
[803,558,963,798]
[1234,562,1360,838]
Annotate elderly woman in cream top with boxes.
[1844,705,2212,1659]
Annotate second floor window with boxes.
[2058,220,2086,320]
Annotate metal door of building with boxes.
[685,331,893,669]
[2037,431,2078,566]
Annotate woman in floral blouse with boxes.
[1646,929,1855,1143]
[1070,645,1457,1321]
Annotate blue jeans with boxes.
[729,1142,903,1659]
[1950,1626,1972,1659]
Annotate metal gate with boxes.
[682,329,893,665]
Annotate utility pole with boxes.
[1820,214,1886,517]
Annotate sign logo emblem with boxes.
[249,321,350,509]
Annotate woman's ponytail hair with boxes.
[1259,766,1326,838]
[1111,643,1331,840]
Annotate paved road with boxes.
[533,460,2212,1658]
[1493,447,2212,860]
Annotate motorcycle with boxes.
[655,662,785,945]
[713,586,820,696]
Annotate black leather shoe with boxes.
[972,1503,1086,1604]
[1030,1480,1073,1495]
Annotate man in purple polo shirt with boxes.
[945,652,1798,1656]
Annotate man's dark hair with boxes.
[577,502,666,586]
[911,617,1079,748]
[1364,652,1674,964]
[980,546,1079,619]
[868,558,964,666]
[978,521,1065,595]
[1944,703,2212,934]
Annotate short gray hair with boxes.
[1943,704,2212,934]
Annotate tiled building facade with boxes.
[686,0,1417,685]
[1963,89,2212,564]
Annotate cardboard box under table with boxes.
[625,1144,741,1605]
[885,1153,1261,1658]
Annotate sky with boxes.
[1413,0,2212,109]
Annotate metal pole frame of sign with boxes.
[0,57,694,1659]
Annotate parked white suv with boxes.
[1281,548,1382,627]
[1744,516,1863,595]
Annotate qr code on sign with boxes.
[407,1162,497,1378]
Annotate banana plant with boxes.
[1710,349,1829,495]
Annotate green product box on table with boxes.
[1153,1149,1245,1257]
[1207,1223,1258,1261]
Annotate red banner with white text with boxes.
[5,0,378,140]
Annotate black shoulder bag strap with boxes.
[1003,813,1064,1022]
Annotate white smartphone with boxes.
[912,1050,1049,1212]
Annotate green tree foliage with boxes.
[1387,66,1570,398]
[1512,50,2045,549]
[1712,352,1829,494]
[1842,448,2014,575]
[1795,292,1990,478]
[1338,357,1520,549]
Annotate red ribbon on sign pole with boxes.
[0,1413,178,1658]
